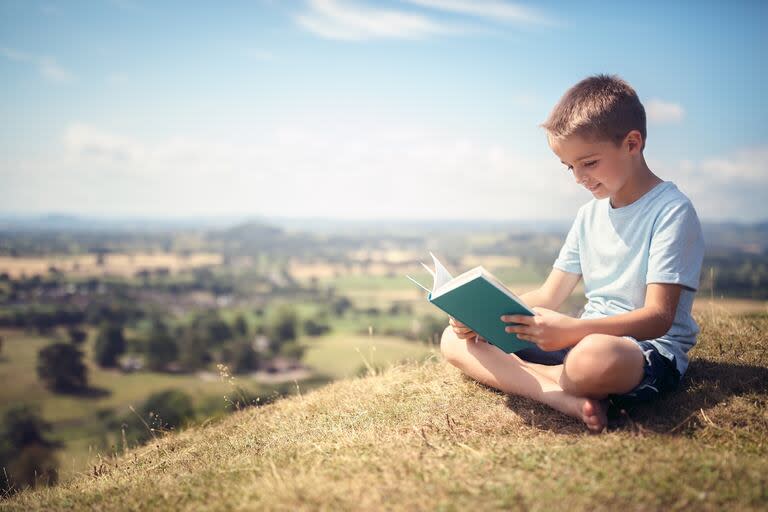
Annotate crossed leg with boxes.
[440,327,646,432]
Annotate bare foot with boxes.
[580,398,608,433]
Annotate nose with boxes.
[572,167,588,184]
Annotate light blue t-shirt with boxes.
[553,181,705,376]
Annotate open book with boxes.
[407,252,536,354]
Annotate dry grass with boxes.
[4,309,767,511]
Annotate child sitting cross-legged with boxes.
[441,74,705,433]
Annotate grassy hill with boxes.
[4,308,767,511]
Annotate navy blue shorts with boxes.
[515,337,681,405]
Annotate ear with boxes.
[624,130,644,154]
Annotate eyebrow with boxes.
[560,153,599,166]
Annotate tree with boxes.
[189,310,233,347]
[303,317,330,336]
[123,390,195,445]
[67,326,87,345]
[0,404,60,494]
[279,340,305,360]
[36,343,87,392]
[94,323,125,368]
[145,321,178,371]
[332,296,352,317]
[141,390,194,431]
[417,315,447,345]
[177,329,211,371]
[224,340,260,374]
[267,305,299,354]
[233,314,249,337]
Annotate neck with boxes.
[610,157,662,208]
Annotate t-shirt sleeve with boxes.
[646,200,705,291]
[553,207,583,275]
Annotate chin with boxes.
[588,185,606,196]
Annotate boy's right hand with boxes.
[449,317,486,343]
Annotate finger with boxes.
[504,326,530,335]
[500,315,533,325]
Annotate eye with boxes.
[584,160,598,168]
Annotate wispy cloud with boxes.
[40,120,581,218]
[404,0,553,25]
[646,98,684,124]
[295,0,460,41]
[64,123,145,163]
[699,146,767,181]
[6,121,765,220]
[0,46,74,83]
[651,146,768,220]
[295,0,553,41]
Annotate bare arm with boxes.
[576,283,682,340]
[519,268,582,311]
[501,282,683,351]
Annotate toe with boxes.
[582,399,607,432]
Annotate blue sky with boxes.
[1,0,766,221]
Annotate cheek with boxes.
[595,163,619,184]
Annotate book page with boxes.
[430,251,454,292]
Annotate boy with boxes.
[440,74,705,433]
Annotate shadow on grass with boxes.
[504,358,768,436]
[618,359,768,434]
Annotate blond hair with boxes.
[541,74,647,149]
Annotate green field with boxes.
[0,319,433,481]
[302,332,436,378]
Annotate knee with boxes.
[561,334,619,395]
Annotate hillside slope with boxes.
[5,310,768,511]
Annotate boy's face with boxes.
[548,133,637,200]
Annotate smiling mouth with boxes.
[586,183,601,192]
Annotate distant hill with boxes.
[0,213,242,232]
[702,221,768,253]
[5,310,767,511]
[207,220,284,242]
[1,213,767,253]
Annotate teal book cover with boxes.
[407,253,537,354]
[428,275,536,354]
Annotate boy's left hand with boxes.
[500,307,582,351]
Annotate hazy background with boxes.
[2,0,766,222]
